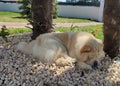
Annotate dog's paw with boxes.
[55,57,73,66]
[77,62,92,70]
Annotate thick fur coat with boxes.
[18,32,105,70]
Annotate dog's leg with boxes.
[77,62,92,70]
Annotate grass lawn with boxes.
[53,17,93,23]
[0,25,103,39]
[55,25,103,39]
[0,11,28,23]
[7,28,32,34]
[0,11,93,23]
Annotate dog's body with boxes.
[18,32,105,70]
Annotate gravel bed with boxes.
[0,33,120,86]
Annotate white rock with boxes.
[0,80,3,85]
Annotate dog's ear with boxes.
[80,45,91,53]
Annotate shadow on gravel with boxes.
[30,56,120,86]
[0,34,120,86]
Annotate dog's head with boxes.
[76,38,105,69]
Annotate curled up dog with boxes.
[17,32,105,70]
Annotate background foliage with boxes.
[18,0,32,20]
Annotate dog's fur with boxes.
[17,32,105,70]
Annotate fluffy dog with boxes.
[17,32,105,70]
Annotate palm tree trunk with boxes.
[103,0,120,58]
[31,0,53,40]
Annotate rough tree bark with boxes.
[31,0,53,40]
[103,0,120,58]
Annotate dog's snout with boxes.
[92,60,98,69]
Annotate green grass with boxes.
[0,28,32,36]
[0,25,103,39]
[8,28,32,34]
[0,11,28,22]
[55,25,103,39]
[53,17,93,23]
[0,11,93,23]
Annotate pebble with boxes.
[0,80,3,85]
[0,33,120,86]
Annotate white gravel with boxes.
[0,33,120,86]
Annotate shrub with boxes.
[53,0,58,19]
[18,0,32,20]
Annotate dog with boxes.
[17,32,105,70]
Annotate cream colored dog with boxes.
[17,32,105,70]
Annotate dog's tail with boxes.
[17,41,33,54]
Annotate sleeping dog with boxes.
[17,32,105,70]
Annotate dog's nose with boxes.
[92,61,98,69]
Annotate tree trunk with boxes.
[103,0,120,58]
[31,0,54,40]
